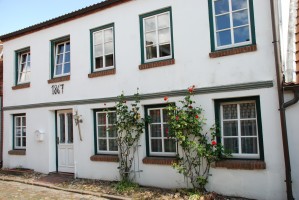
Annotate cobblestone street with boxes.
[0,180,106,200]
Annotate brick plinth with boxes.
[90,155,119,162]
[212,160,266,170]
[139,59,175,70]
[88,68,116,78]
[12,83,30,90]
[209,45,257,58]
[48,75,70,84]
[142,157,177,165]
[8,149,26,155]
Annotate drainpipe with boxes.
[270,0,294,199]
[284,86,299,108]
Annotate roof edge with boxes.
[0,0,131,42]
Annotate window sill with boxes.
[48,75,70,84]
[142,157,177,165]
[211,160,266,170]
[8,149,26,156]
[88,68,116,78]
[90,154,119,162]
[12,83,30,90]
[139,59,175,70]
[209,45,257,58]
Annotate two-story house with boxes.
[0,0,296,199]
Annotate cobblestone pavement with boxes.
[0,180,106,200]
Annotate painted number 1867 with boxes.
[51,84,64,95]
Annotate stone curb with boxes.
[0,177,131,200]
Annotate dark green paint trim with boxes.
[93,109,97,155]
[4,81,274,111]
[89,23,115,73]
[12,113,26,150]
[93,107,116,155]
[214,96,264,160]
[208,0,215,52]
[249,0,256,45]
[55,111,58,172]
[14,47,30,86]
[50,35,70,79]
[139,7,174,64]
[208,0,256,52]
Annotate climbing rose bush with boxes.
[165,85,227,192]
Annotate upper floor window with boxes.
[15,48,30,84]
[13,114,26,149]
[140,7,174,63]
[215,97,264,159]
[90,24,115,72]
[54,41,70,77]
[94,109,118,154]
[145,105,176,157]
[209,0,256,51]
[50,36,70,79]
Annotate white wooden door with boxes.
[57,110,74,173]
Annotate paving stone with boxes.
[0,180,107,200]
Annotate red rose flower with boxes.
[211,140,217,146]
[176,116,179,120]
[164,96,169,101]
[195,115,199,119]
[188,85,196,93]
[189,106,193,109]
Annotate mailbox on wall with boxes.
[35,130,45,142]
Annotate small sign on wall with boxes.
[51,84,64,95]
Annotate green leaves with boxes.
[115,90,144,183]
[165,86,227,191]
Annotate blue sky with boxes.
[0,0,104,36]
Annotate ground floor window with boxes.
[145,104,176,157]
[13,114,26,149]
[215,96,264,159]
[94,109,118,154]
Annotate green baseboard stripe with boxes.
[3,80,273,111]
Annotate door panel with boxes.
[57,110,74,173]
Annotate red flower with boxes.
[176,116,179,120]
[211,140,217,146]
[164,96,169,101]
[189,106,193,109]
[195,115,199,119]
[188,85,196,93]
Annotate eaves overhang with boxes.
[0,0,131,42]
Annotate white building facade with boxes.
[0,0,294,199]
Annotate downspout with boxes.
[284,86,299,108]
[270,0,294,199]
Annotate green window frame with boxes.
[139,7,174,64]
[208,0,256,52]
[90,23,115,73]
[50,35,71,79]
[15,47,31,85]
[214,96,264,160]
[144,104,177,157]
[93,109,118,155]
[13,114,26,150]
